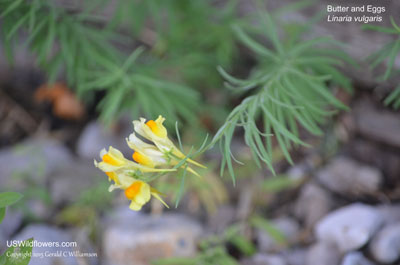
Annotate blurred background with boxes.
[0,0,400,265]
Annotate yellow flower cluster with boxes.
[94,115,205,211]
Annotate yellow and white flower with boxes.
[125,180,168,211]
[126,133,168,168]
[133,115,206,169]
[94,115,207,212]
[94,146,175,184]
[106,170,168,211]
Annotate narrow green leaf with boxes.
[369,42,394,69]
[275,129,293,164]
[193,134,209,156]
[289,37,336,56]
[6,12,29,40]
[390,16,400,33]
[28,0,39,32]
[300,75,349,110]
[218,66,255,88]
[256,3,283,55]
[224,118,238,185]
[282,76,332,116]
[175,122,183,151]
[175,166,187,208]
[384,84,400,108]
[2,31,14,64]
[383,39,400,80]
[296,56,343,66]
[232,25,278,61]
[0,0,23,17]
[121,46,145,72]
[24,17,47,46]
[261,105,306,146]
[363,24,399,34]
[229,235,256,256]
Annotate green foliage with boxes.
[364,17,400,109]
[0,192,33,265]
[0,0,120,85]
[151,130,229,213]
[54,181,113,242]
[0,192,22,224]
[225,225,256,256]
[55,181,112,226]
[117,0,240,88]
[77,181,113,210]
[82,48,200,124]
[0,238,33,265]
[384,86,400,109]
[212,5,351,182]
[169,130,209,208]
[0,192,23,208]
[0,0,203,125]
[153,0,240,87]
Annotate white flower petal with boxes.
[100,148,107,158]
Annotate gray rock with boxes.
[317,157,382,197]
[294,182,333,229]
[282,248,307,265]
[103,210,203,265]
[0,231,6,253]
[369,223,400,263]
[103,206,141,223]
[354,101,400,149]
[306,242,340,265]
[26,199,51,220]
[0,137,73,187]
[286,164,308,181]
[0,209,23,238]
[13,224,83,265]
[69,228,99,265]
[50,159,104,205]
[258,217,299,252]
[207,205,236,234]
[376,204,400,225]
[315,203,383,252]
[347,139,400,188]
[341,252,375,265]
[76,120,132,159]
[242,254,287,265]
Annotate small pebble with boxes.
[315,203,383,252]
